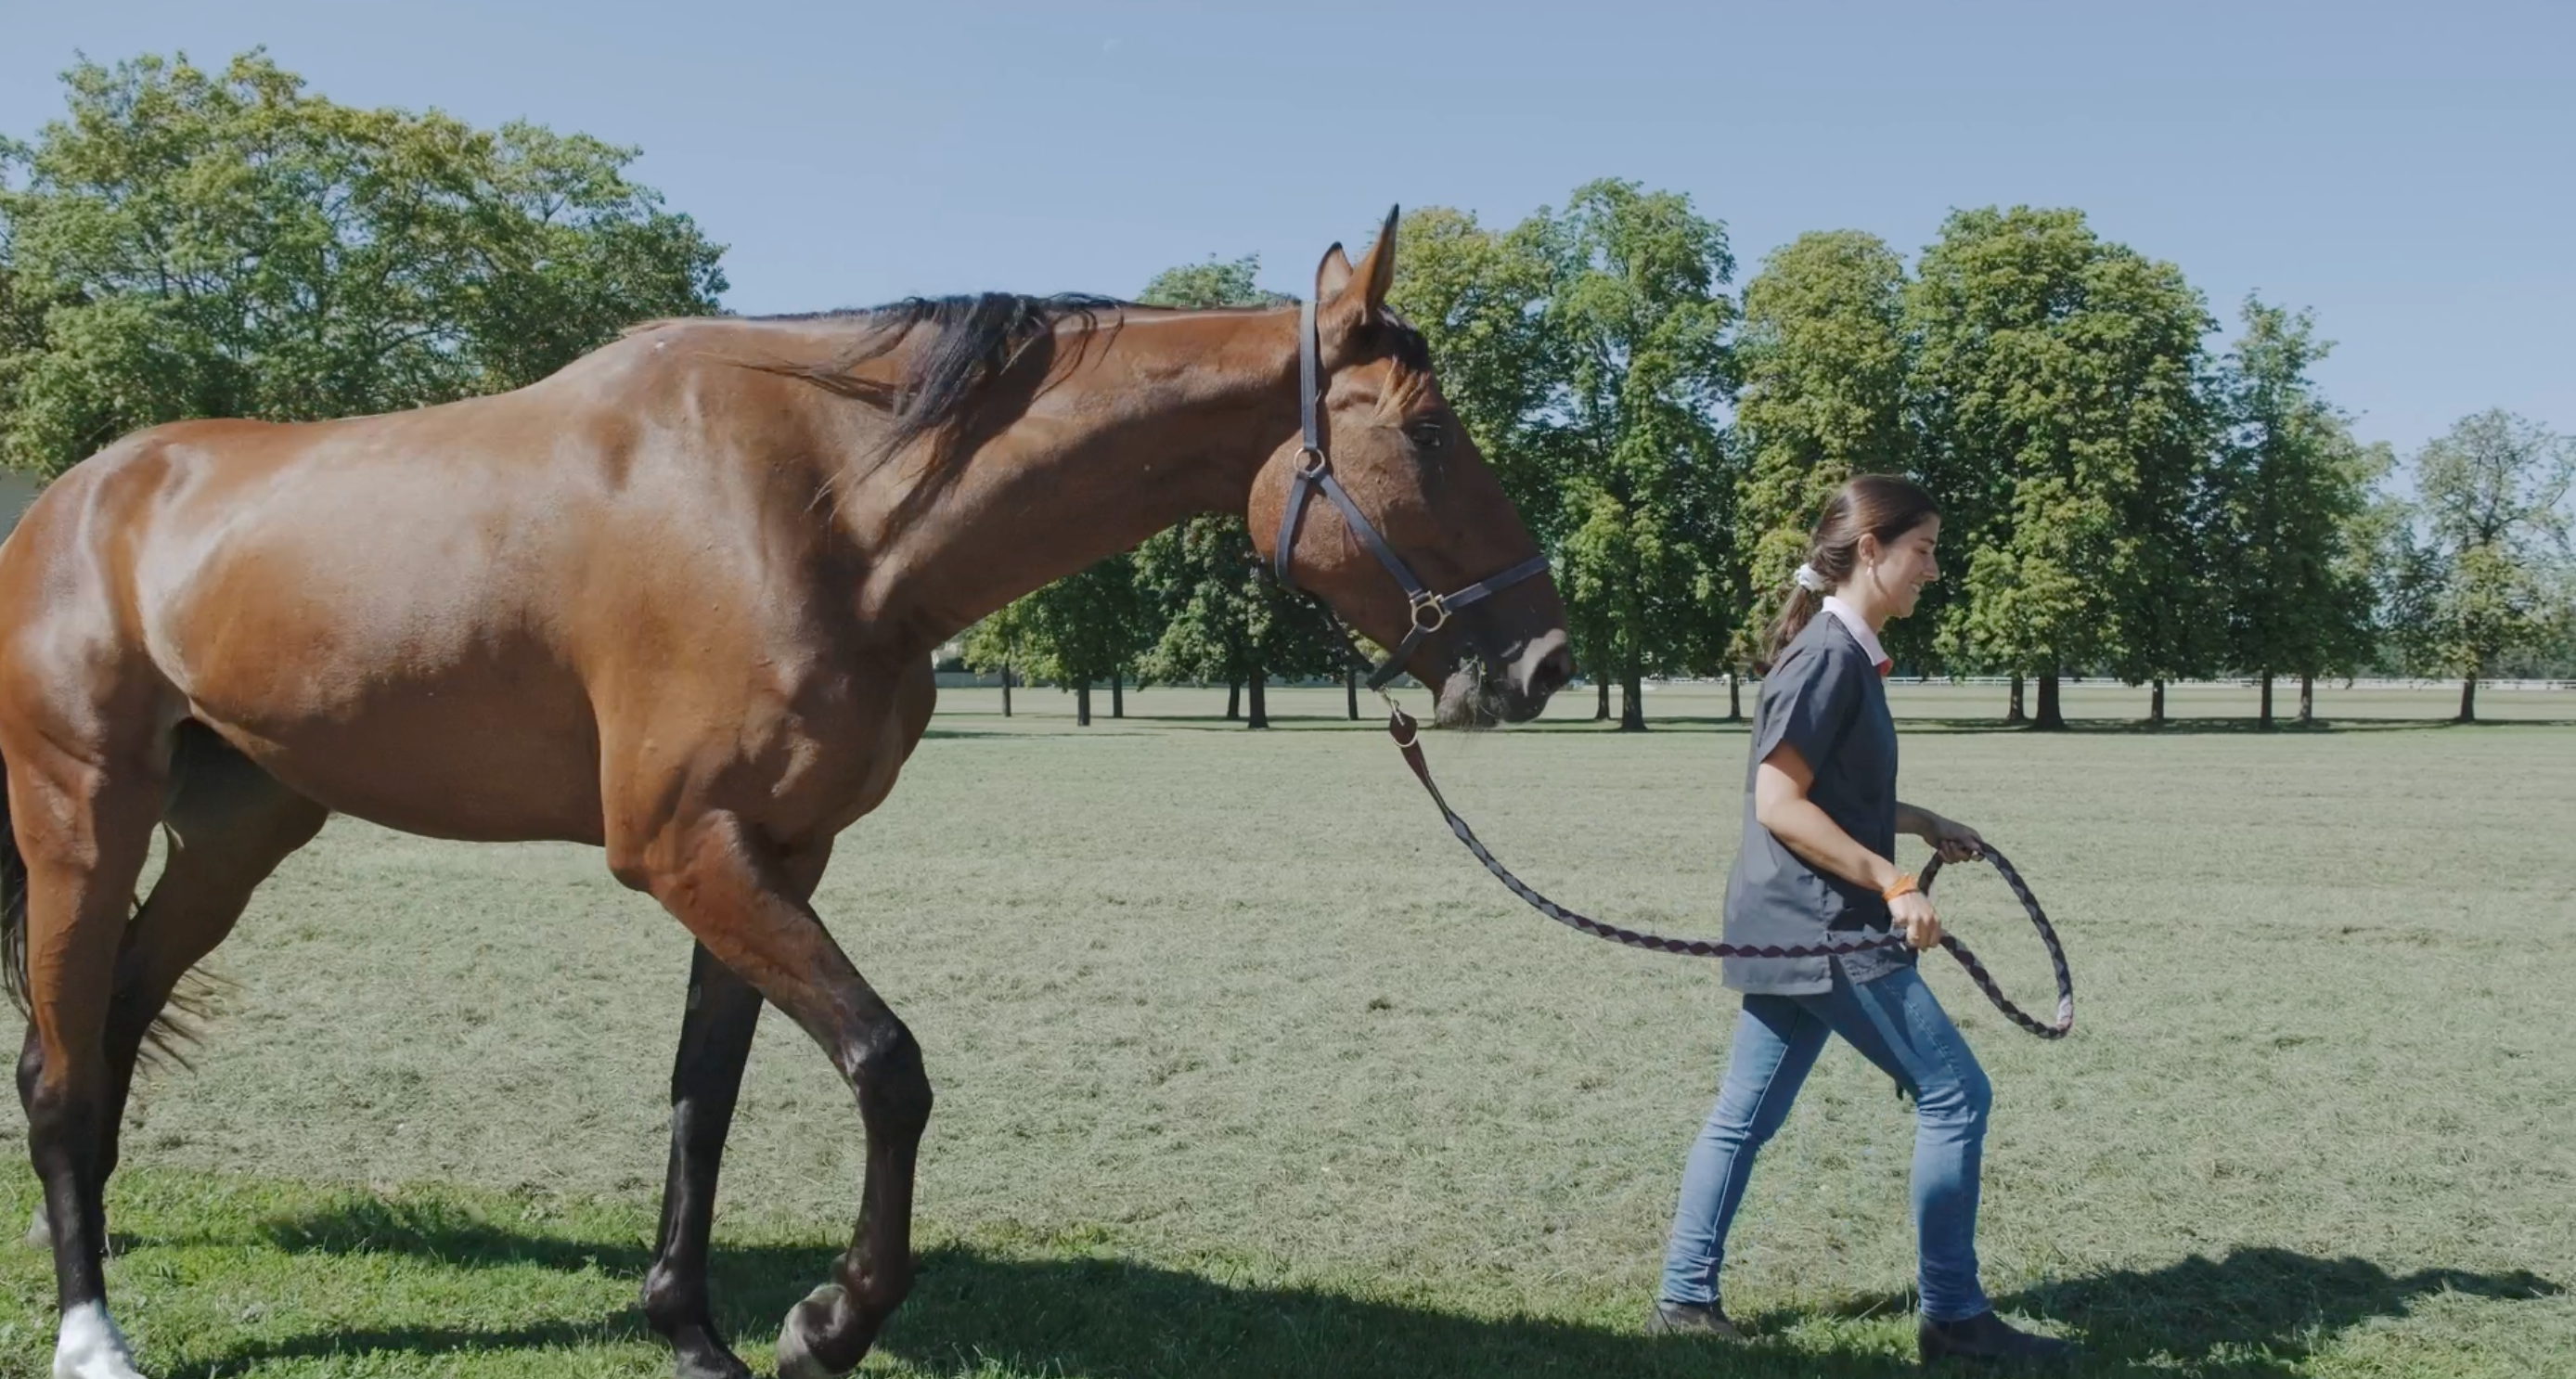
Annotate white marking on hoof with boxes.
[775,1282,847,1379]
[24,1202,51,1249]
[55,1301,148,1379]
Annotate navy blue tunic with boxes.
[1719,613,1909,996]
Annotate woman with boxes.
[1646,475,2071,1365]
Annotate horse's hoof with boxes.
[26,1203,52,1250]
[775,1283,848,1379]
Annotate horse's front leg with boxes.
[638,941,767,1379]
[619,815,928,1379]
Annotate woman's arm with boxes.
[1895,802,1986,862]
[1756,743,1901,893]
[1755,743,1943,948]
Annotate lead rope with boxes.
[1379,701,2074,1039]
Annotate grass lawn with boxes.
[4,682,2570,1376]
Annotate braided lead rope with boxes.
[1385,706,2073,1039]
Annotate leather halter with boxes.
[1271,293,1552,691]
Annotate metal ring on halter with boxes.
[1293,446,1328,479]
[1408,593,1449,634]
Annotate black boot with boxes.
[1918,1309,2075,1365]
[1644,1298,1744,1339]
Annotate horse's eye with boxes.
[1407,419,1447,452]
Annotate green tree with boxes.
[2392,410,2573,722]
[1532,179,1737,730]
[1132,514,1345,729]
[0,50,725,476]
[1020,555,1155,726]
[1907,206,2215,728]
[958,600,1034,717]
[2209,299,2387,726]
[1732,230,1913,690]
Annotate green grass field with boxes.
[4,682,2571,1377]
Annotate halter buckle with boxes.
[1293,446,1328,479]
[1408,592,1450,634]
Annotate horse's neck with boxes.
[851,310,1296,645]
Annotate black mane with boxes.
[753,292,1127,470]
[735,291,1428,482]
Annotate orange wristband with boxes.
[1879,872,1918,902]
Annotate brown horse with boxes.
[0,209,1570,1379]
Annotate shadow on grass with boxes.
[1878,715,2576,735]
[184,1198,2563,1378]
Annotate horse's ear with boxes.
[1333,204,1399,326]
[1315,242,1355,303]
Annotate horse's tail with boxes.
[1,745,27,1021]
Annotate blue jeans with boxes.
[1658,963,1994,1321]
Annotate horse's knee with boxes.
[847,1020,931,1135]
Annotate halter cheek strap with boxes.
[1272,293,1551,690]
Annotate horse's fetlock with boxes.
[638,1261,702,1335]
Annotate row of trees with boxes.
[6,56,2568,728]
[979,191,2572,728]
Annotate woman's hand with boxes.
[1916,812,1985,864]
[1889,889,1944,950]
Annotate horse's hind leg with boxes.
[21,729,327,1251]
[108,731,325,1182]
[6,720,168,1379]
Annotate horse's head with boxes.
[1248,208,1574,728]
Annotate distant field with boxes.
[4,683,2570,1376]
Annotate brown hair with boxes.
[1759,473,1941,668]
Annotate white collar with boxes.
[1821,595,1891,674]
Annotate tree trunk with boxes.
[2259,672,2274,729]
[1111,668,1125,719]
[1619,665,1646,732]
[1075,683,1092,727]
[2034,670,2065,730]
[2150,677,2166,727]
[1247,669,1269,729]
[1000,664,1012,717]
[2299,673,2315,725]
[2006,673,2027,725]
[1727,670,1743,721]
[2457,674,2478,724]
[1595,680,1611,721]
[1346,668,1359,720]
[1227,680,1241,721]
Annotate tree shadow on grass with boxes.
[1888,715,2576,735]
[200,1200,2559,1378]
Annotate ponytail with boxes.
[1758,586,1821,673]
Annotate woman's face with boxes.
[1862,516,1942,619]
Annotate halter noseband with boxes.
[1270,293,1552,690]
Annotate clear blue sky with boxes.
[4,1,2567,459]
